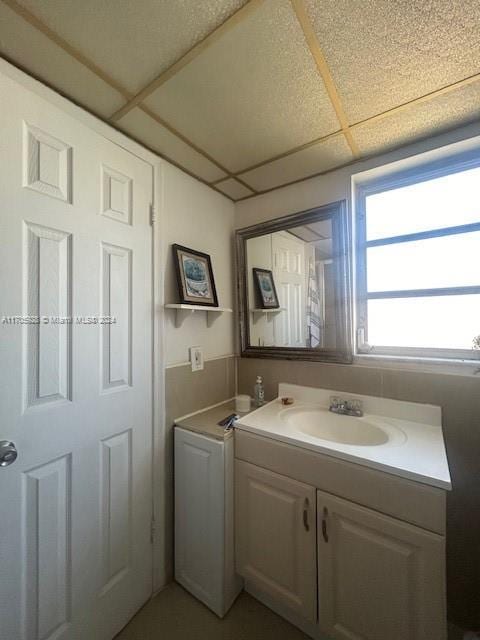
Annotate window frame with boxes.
[355,150,480,362]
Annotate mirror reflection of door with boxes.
[246,218,335,349]
[272,231,306,348]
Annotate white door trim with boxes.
[0,56,168,593]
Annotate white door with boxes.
[0,73,153,640]
[317,490,446,640]
[235,460,317,622]
[272,232,306,347]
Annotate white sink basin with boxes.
[280,406,406,447]
[235,384,451,489]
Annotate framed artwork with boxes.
[253,268,279,309]
[172,244,218,307]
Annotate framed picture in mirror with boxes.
[253,268,279,309]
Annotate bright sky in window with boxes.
[366,166,480,240]
[364,166,480,353]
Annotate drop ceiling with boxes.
[1,0,479,201]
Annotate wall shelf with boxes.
[165,304,232,328]
[250,308,285,324]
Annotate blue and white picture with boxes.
[253,268,279,309]
[173,244,218,306]
[258,273,275,304]
[182,256,209,297]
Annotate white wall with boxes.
[162,162,235,366]
[235,122,480,229]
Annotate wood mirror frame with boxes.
[236,200,353,363]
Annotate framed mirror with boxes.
[236,201,352,362]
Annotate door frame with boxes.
[0,57,168,593]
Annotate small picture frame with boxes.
[172,244,218,307]
[253,268,279,309]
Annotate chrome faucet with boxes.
[329,396,364,417]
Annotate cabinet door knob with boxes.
[322,507,329,543]
[303,498,310,532]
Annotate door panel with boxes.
[100,242,132,390]
[317,490,446,640]
[0,71,152,640]
[100,429,132,595]
[24,222,72,408]
[235,460,317,622]
[272,233,306,347]
[23,454,72,640]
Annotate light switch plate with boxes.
[190,346,204,372]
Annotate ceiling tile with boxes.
[15,0,248,94]
[305,0,480,123]
[0,1,125,117]
[145,0,341,172]
[288,226,320,242]
[239,134,353,191]
[215,178,254,200]
[309,219,332,238]
[353,82,480,157]
[116,108,227,183]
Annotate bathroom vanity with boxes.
[234,383,451,640]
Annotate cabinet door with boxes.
[175,428,224,615]
[235,460,317,622]
[317,490,446,640]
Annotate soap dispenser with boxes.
[254,375,265,407]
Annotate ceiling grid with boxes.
[1,0,479,200]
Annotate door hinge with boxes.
[149,203,156,226]
[150,518,156,544]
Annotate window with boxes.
[356,157,480,361]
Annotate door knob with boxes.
[0,441,18,467]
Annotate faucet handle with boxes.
[329,395,342,409]
[346,398,363,415]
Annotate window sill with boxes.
[354,353,480,377]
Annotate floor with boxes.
[116,582,467,640]
[116,582,310,640]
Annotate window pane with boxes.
[367,295,480,350]
[367,231,480,292]
[366,166,480,241]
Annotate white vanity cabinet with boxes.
[235,460,317,622]
[317,490,446,640]
[234,429,447,640]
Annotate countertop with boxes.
[235,383,452,490]
[174,400,252,441]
